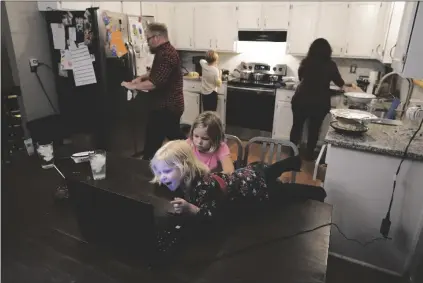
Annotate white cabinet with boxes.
[173,3,194,50]
[237,2,289,30]
[380,2,405,64]
[272,101,293,140]
[194,3,215,50]
[38,1,94,11]
[344,2,381,58]
[38,1,61,11]
[286,2,319,55]
[261,3,290,30]
[373,2,392,61]
[236,2,262,30]
[193,3,237,52]
[155,2,175,44]
[181,91,200,125]
[122,1,141,16]
[272,89,294,140]
[92,2,122,13]
[141,2,156,17]
[315,2,349,57]
[213,3,238,52]
[392,1,423,79]
[217,94,226,129]
[61,1,93,10]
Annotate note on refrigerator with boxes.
[70,44,97,87]
[51,23,66,50]
[60,49,73,70]
[68,27,77,43]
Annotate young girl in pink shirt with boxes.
[186,111,235,174]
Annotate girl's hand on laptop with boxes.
[171,198,200,215]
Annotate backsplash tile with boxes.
[179,41,385,84]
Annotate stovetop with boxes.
[228,78,286,89]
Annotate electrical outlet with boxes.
[29,58,39,72]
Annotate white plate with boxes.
[330,109,378,121]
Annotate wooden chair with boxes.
[242,137,300,183]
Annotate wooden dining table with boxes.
[55,153,333,283]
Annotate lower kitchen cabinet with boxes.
[180,91,200,125]
[272,100,293,140]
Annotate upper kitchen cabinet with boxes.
[213,3,238,52]
[173,3,194,50]
[141,2,156,17]
[261,3,290,30]
[381,2,405,64]
[344,2,381,58]
[286,2,319,55]
[92,2,122,13]
[392,2,423,79]
[236,2,262,30]
[372,2,392,61]
[122,2,142,16]
[237,2,290,30]
[315,2,349,57]
[156,3,175,43]
[60,1,94,10]
[194,3,237,52]
[193,3,216,50]
[38,1,94,11]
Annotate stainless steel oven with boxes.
[226,84,276,140]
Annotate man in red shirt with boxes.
[121,22,185,160]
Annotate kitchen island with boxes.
[322,122,423,275]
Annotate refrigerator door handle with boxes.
[125,42,135,80]
[130,44,137,78]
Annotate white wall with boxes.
[180,41,385,84]
[4,1,59,122]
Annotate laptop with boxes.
[66,179,186,263]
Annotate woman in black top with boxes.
[290,38,345,160]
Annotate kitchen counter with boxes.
[325,123,423,161]
[323,121,423,273]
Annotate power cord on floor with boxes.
[190,222,391,267]
[381,118,423,238]
[34,62,59,114]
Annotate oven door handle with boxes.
[227,86,276,93]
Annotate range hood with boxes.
[238,31,287,42]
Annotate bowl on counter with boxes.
[344,92,376,105]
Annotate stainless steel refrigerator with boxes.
[44,8,154,154]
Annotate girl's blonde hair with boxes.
[205,50,219,64]
[189,111,225,153]
[150,140,209,187]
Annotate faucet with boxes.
[375,71,414,119]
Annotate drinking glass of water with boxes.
[89,150,106,180]
[36,142,54,169]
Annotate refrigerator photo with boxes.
[43,8,154,155]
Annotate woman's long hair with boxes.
[299,38,333,81]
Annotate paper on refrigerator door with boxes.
[70,44,97,86]
[51,23,66,50]
[68,27,77,43]
[60,49,73,70]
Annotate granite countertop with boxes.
[325,123,423,161]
